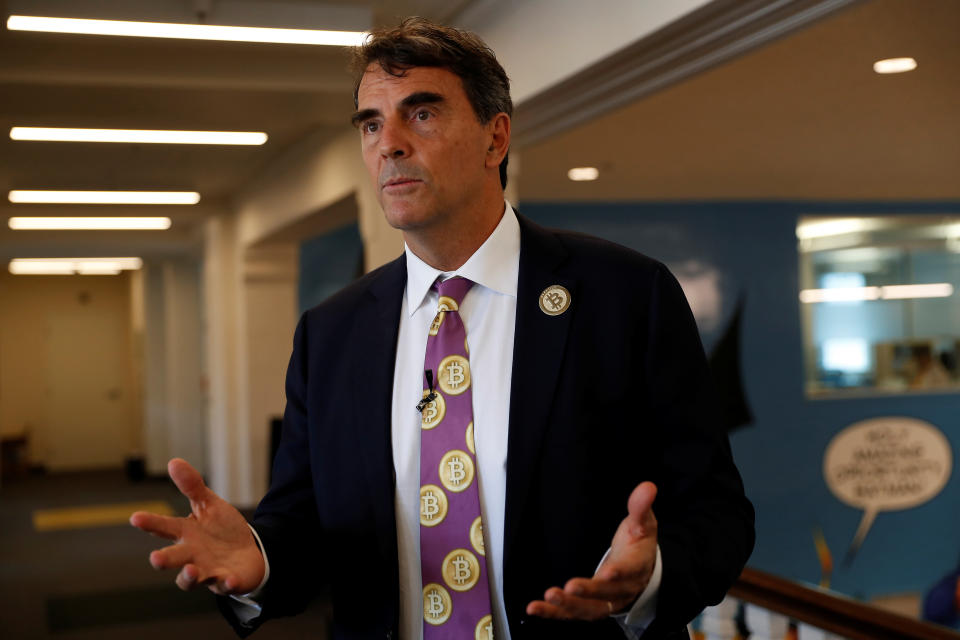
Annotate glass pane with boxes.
[799,216,960,396]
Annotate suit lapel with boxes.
[352,256,406,563]
[503,215,575,572]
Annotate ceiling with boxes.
[519,0,960,201]
[0,0,957,261]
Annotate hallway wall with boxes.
[0,271,140,470]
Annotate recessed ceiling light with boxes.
[10,127,267,145]
[8,191,200,205]
[9,257,143,275]
[8,217,172,230]
[873,57,917,74]
[567,167,599,181]
[6,15,367,46]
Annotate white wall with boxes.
[0,271,139,470]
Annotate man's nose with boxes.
[378,123,410,159]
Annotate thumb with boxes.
[626,481,657,538]
[168,458,210,503]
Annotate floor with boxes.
[0,469,331,639]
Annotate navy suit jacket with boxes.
[221,214,755,639]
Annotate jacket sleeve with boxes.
[639,264,755,637]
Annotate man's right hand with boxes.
[130,458,266,595]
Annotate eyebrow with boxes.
[350,91,446,127]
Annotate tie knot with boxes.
[434,276,474,307]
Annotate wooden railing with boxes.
[727,567,960,640]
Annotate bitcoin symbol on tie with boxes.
[453,555,471,584]
[419,484,447,526]
[422,583,451,625]
[443,548,480,592]
[439,450,473,492]
[438,356,470,395]
[420,391,445,430]
[447,362,464,387]
[427,591,444,617]
[448,457,465,485]
[545,292,564,310]
[475,615,494,640]
[422,493,439,519]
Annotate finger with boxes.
[625,481,658,537]
[175,563,203,591]
[526,587,610,621]
[129,511,183,540]
[168,458,210,504]
[564,576,639,604]
[149,543,194,570]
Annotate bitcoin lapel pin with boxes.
[539,284,571,316]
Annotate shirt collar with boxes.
[405,201,521,316]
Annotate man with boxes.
[131,18,754,640]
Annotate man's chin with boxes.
[381,204,434,232]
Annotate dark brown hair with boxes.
[351,17,512,188]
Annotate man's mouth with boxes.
[383,178,421,188]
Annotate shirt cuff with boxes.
[227,524,271,624]
[595,544,662,638]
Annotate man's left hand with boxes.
[526,481,658,620]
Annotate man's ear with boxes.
[485,113,511,169]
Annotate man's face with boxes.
[354,65,494,233]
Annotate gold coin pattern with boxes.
[442,548,481,592]
[423,583,453,625]
[470,516,485,556]
[420,390,446,430]
[429,296,459,336]
[475,614,494,640]
[465,421,475,455]
[438,355,471,395]
[420,484,448,527]
[439,449,474,493]
[539,284,572,316]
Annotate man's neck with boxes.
[403,200,506,271]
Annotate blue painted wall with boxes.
[298,222,363,314]
[520,200,960,600]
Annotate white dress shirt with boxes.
[239,202,662,639]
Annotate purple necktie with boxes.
[419,277,494,639]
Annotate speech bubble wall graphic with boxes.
[823,417,952,562]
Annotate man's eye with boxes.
[415,110,431,121]
[362,121,380,134]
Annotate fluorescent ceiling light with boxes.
[6,15,367,46]
[880,283,953,299]
[8,217,172,230]
[799,286,880,304]
[9,257,143,275]
[799,283,953,303]
[9,191,199,204]
[567,167,599,181]
[10,127,267,145]
[796,218,887,240]
[873,57,917,74]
